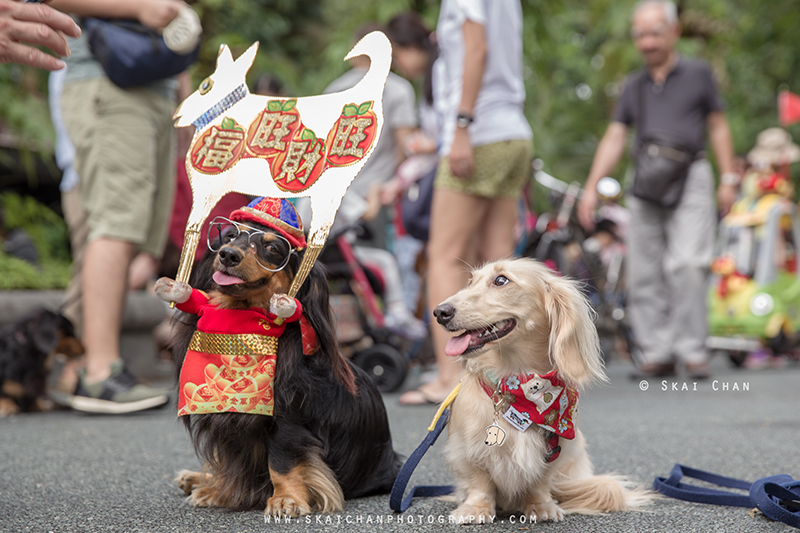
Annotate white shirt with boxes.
[435,0,532,156]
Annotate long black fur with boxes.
[169,240,402,510]
[0,308,77,412]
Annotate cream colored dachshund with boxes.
[433,258,651,524]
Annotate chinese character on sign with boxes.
[190,117,246,174]
[325,102,377,167]
[328,117,372,158]
[275,139,323,185]
[250,112,297,151]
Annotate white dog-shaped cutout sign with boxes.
[171,32,391,298]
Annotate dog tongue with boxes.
[445,332,472,357]
[213,271,245,286]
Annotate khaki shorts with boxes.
[435,139,532,198]
[61,77,175,257]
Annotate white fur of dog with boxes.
[437,258,651,523]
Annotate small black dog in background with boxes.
[0,308,83,416]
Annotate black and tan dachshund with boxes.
[155,215,402,516]
[0,308,83,416]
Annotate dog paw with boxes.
[0,398,19,417]
[269,293,297,318]
[154,277,191,304]
[188,486,223,507]
[266,496,311,517]
[450,503,495,525]
[525,500,565,522]
[174,469,209,495]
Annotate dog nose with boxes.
[218,246,243,267]
[433,303,455,325]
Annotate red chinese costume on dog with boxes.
[177,197,315,417]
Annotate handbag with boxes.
[401,162,437,242]
[84,18,200,89]
[632,76,696,208]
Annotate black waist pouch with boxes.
[632,130,695,208]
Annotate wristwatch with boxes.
[456,112,474,129]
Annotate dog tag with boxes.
[484,422,506,447]
[502,405,532,433]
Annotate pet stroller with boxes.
[318,227,415,392]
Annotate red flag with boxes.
[779,90,800,126]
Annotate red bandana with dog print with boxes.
[481,370,579,440]
[175,289,317,417]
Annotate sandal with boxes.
[398,388,446,406]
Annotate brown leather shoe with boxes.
[629,362,677,380]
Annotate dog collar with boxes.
[480,370,579,462]
[192,83,249,130]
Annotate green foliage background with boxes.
[0,0,799,287]
[185,0,800,185]
[0,193,71,289]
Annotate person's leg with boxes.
[57,187,89,395]
[399,140,530,404]
[627,195,674,369]
[477,196,519,263]
[352,245,427,339]
[61,187,88,335]
[398,187,490,404]
[351,245,406,311]
[664,160,715,375]
[475,139,531,263]
[82,237,136,382]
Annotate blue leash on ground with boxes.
[654,464,800,528]
[389,406,454,512]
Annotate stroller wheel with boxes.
[354,344,408,393]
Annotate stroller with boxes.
[523,161,643,365]
[318,225,417,392]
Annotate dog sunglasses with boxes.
[207,216,295,272]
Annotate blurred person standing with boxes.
[322,23,427,338]
[577,0,737,379]
[325,23,418,235]
[400,0,532,404]
[50,0,187,413]
[383,12,439,318]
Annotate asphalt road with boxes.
[1,357,798,533]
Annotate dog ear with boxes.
[27,310,60,355]
[542,277,606,387]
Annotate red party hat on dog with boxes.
[230,197,307,250]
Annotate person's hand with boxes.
[380,179,404,205]
[0,0,81,70]
[403,130,437,156]
[717,183,737,217]
[449,128,474,179]
[137,0,183,30]
[577,187,598,232]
